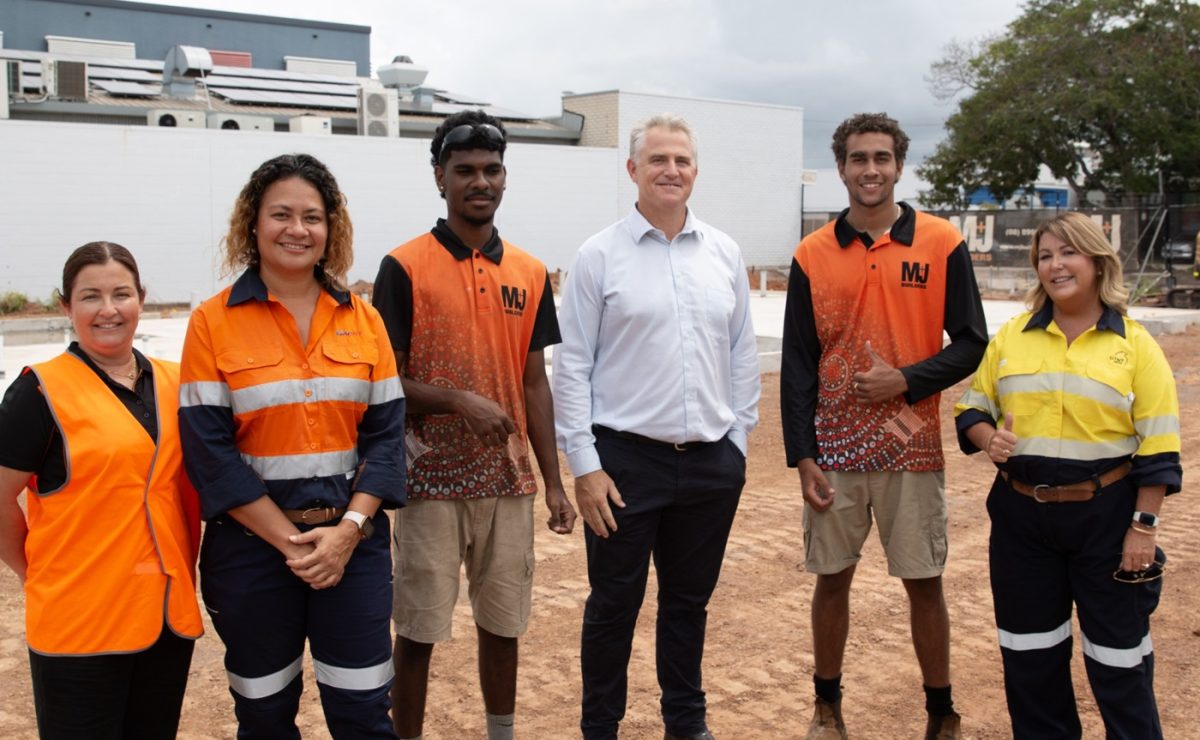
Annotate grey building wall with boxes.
[0,0,370,73]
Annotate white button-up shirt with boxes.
[553,206,761,477]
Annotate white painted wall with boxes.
[0,97,807,303]
[614,91,805,267]
[0,119,619,303]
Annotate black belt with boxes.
[593,425,713,452]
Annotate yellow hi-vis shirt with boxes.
[955,304,1181,492]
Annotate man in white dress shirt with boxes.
[553,113,761,740]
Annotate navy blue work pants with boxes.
[200,512,396,739]
[29,624,194,740]
[988,473,1163,739]
[580,429,745,739]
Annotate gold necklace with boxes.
[96,356,138,382]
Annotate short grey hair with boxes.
[629,113,698,162]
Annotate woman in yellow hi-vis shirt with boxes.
[955,212,1181,739]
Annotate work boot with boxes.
[805,696,848,739]
[924,711,961,740]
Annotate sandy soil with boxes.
[1,328,1197,739]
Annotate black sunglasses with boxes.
[1112,558,1166,584]
[438,123,505,163]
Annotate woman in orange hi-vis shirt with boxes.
[179,154,406,739]
[0,242,203,739]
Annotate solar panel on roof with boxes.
[203,74,357,97]
[210,65,361,86]
[88,67,159,83]
[209,87,357,110]
[92,79,160,97]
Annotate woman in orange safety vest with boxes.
[0,241,203,739]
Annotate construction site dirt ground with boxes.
[0,327,1197,739]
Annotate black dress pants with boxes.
[580,428,745,739]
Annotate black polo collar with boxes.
[1023,301,1126,338]
[834,201,916,248]
[432,218,503,264]
[227,268,351,307]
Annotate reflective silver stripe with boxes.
[313,657,394,691]
[369,376,404,405]
[997,619,1072,651]
[1135,414,1181,439]
[231,377,371,415]
[958,389,999,419]
[179,380,232,408]
[1081,631,1153,668]
[998,372,1131,413]
[1016,435,1138,460]
[228,655,303,700]
[241,448,359,480]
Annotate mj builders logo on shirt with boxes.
[900,261,930,289]
[501,285,527,316]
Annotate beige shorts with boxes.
[803,470,947,579]
[392,494,535,643]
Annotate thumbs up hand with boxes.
[852,341,909,404]
[986,412,1018,463]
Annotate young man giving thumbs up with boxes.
[780,113,987,740]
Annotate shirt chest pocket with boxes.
[215,345,285,389]
[322,340,378,382]
[1073,360,1135,427]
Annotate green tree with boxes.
[919,0,1200,208]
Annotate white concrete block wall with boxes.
[0,120,618,302]
[615,92,805,267]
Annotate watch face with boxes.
[1134,512,1159,527]
[361,516,375,540]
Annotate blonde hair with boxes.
[223,154,353,291]
[1026,212,1128,315]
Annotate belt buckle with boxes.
[674,442,688,452]
[300,506,328,524]
[1032,484,1053,503]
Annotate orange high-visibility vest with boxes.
[23,353,203,655]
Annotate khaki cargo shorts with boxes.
[803,470,947,579]
[392,494,535,642]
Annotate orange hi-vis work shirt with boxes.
[179,271,407,518]
[24,353,203,655]
[374,224,560,500]
[780,204,987,471]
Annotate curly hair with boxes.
[1026,212,1128,315]
[223,153,353,291]
[831,113,910,166]
[59,241,145,305]
[429,109,507,167]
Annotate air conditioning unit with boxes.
[147,109,205,128]
[207,113,274,132]
[357,86,398,137]
[5,60,21,96]
[42,60,88,100]
[289,115,331,135]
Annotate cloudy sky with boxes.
[147,0,1027,173]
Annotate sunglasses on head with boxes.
[438,123,505,163]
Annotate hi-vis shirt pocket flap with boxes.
[1085,360,1134,398]
[322,340,378,367]
[215,345,285,374]
[996,357,1043,380]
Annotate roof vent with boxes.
[162,45,213,99]
[378,56,428,90]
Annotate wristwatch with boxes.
[1131,511,1160,528]
[342,510,374,540]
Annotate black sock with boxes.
[924,684,954,716]
[814,674,842,704]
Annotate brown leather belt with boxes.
[593,425,711,452]
[1002,462,1131,503]
[281,506,346,524]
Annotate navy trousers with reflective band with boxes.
[987,473,1163,739]
[29,625,194,740]
[580,431,745,740]
[200,512,396,739]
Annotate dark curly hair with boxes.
[429,109,507,167]
[222,153,353,290]
[831,113,910,166]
